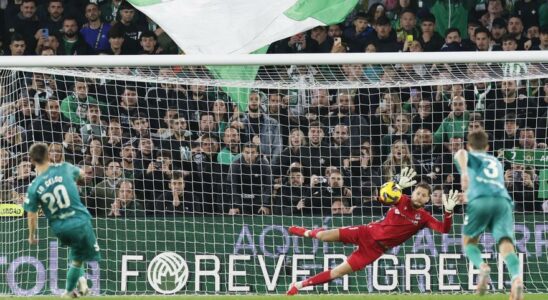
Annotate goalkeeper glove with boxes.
[442,189,458,213]
[395,167,417,189]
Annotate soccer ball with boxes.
[378,181,402,205]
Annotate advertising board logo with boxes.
[146,252,188,294]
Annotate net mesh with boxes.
[0,62,546,295]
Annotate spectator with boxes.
[367,3,386,24]
[119,143,138,180]
[507,15,526,49]
[412,128,442,184]
[275,168,311,216]
[160,115,192,163]
[104,118,126,159]
[60,78,108,126]
[441,27,465,51]
[395,9,419,43]
[382,139,413,183]
[0,148,13,182]
[532,26,548,50]
[7,34,26,56]
[197,112,218,138]
[343,12,373,51]
[441,136,464,189]
[461,19,481,51]
[0,124,29,156]
[474,27,495,51]
[113,85,142,128]
[429,185,445,214]
[9,158,34,194]
[139,149,173,203]
[345,144,382,205]
[80,103,108,143]
[144,67,187,129]
[300,121,334,177]
[382,113,412,156]
[100,0,124,24]
[80,2,112,53]
[6,0,40,52]
[154,171,200,216]
[134,137,156,172]
[48,142,64,163]
[493,113,519,150]
[191,133,223,213]
[310,26,333,53]
[412,98,442,134]
[433,95,470,146]
[238,91,282,160]
[129,113,151,140]
[90,159,123,217]
[267,92,291,146]
[505,164,540,212]
[56,17,92,55]
[40,0,65,35]
[217,127,241,166]
[139,30,162,54]
[502,34,519,51]
[82,137,106,169]
[272,128,306,179]
[227,143,272,215]
[116,1,145,53]
[102,23,130,55]
[211,99,232,139]
[108,180,143,217]
[418,13,444,52]
[35,34,60,55]
[490,17,507,46]
[62,131,84,164]
[327,24,343,39]
[518,127,547,149]
[480,0,507,29]
[311,168,352,215]
[370,16,400,52]
[486,80,533,131]
[430,0,470,40]
[330,198,354,215]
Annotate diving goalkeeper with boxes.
[286,167,458,296]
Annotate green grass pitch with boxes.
[14,295,548,300]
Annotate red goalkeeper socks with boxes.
[302,270,333,287]
[309,228,325,238]
[288,226,325,238]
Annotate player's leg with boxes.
[492,201,523,300]
[462,199,493,295]
[288,226,339,241]
[463,235,490,295]
[287,261,354,296]
[65,260,83,293]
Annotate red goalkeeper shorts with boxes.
[338,225,385,271]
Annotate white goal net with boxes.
[0,56,547,295]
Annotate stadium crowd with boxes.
[0,0,547,217]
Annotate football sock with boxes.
[302,270,332,287]
[464,244,484,269]
[503,253,521,281]
[309,228,325,239]
[66,265,82,292]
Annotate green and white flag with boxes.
[128,0,358,55]
[128,0,357,110]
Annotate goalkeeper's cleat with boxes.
[61,290,80,298]
[477,263,491,296]
[510,276,524,300]
[286,282,299,296]
[288,226,308,237]
[77,276,90,296]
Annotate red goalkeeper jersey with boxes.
[367,194,453,248]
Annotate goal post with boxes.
[0,53,547,296]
